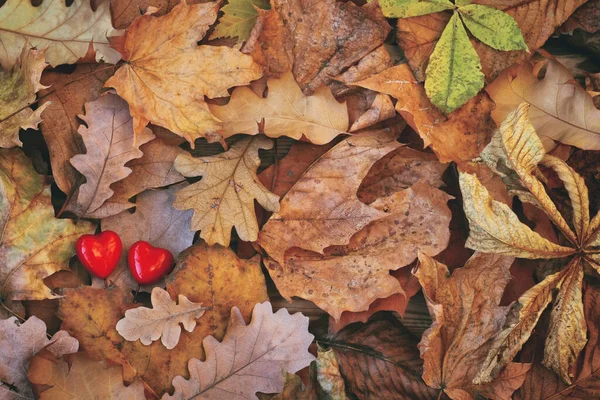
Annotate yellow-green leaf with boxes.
[458,4,527,51]
[459,172,576,259]
[0,149,95,300]
[379,0,455,18]
[210,0,270,42]
[425,12,484,114]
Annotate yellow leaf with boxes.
[105,1,262,146]
[0,0,120,69]
[209,71,349,144]
[459,172,575,259]
[173,136,280,247]
[0,149,95,301]
[0,47,49,148]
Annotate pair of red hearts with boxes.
[75,231,175,285]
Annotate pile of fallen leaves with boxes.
[1,0,600,398]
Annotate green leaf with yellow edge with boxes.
[425,12,484,114]
[379,0,455,18]
[0,47,49,148]
[210,0,270,42]
[0,148,95,301]
[458,4,527,51]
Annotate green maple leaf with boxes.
[211,0,270,43]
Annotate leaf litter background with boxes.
[1,0,600,399]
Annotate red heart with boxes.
[128,241,175,285]
[75,231,122,279]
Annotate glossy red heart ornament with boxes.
[75,231,122,279]
[128,241,175,285]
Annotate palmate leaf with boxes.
[379,0,455,18]
[458,5,527,51]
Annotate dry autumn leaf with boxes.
[258,131,400,267]
[486,58,600,150]
[0,148,95,301]
[63,92,155,219]
[0,317,78,400]
[116,287,207,350]
[209,71,349,144]
[105,1,263,145]
[173,135,280,246]
[0,0,121,69]
[28,350,146,400]
[163,302,315,400]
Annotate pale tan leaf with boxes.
[0,0,121,69]
[163,302,315,400]
[474,261,575,384]
[459,172,576,259]
[173,136,280,246]
[258,131,400,267]
[116,287,206,350]
[105,1,262,145]
[0,47,49,148]
[0,149,95,301]
[0,317,78,400]
[543,260,586,384]
[209,71,348,143]
[64,92,155,218]
[28,351,146,400]
[486,59,600,150]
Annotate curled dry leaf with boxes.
[416,252,530,400]
[486,58,600,150]
[105,1,262,145]
[349,93,396,133]
[258,131,400,267]
[100,183,194,291]
[0,317,78,400]
[0,0,120,69]
[174,135,280,246]
[64,92,155,219]
[209,71,349,144]
[28,351,146,400]
[0,149,95,301]
[0,47,49,148]
[163,302,315,400]
[116,287,207,350]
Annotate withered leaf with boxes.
[264,181,451,320]
[64,92,155,219]
[28,351,146,400]
[100,184,194,291]
[116,287,207,350]
[316,347,348,400]
[0,149,95,301]
[416,252,530,400]
[0,317,78,400]
[174,136,280,246]
[105,1,262,145]
[163,302,314,400]
[0,47,49,149]
[258,131,400,267]
[209,71,349,144]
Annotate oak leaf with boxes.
[28,351,146,400]
[459,103,600,384]
[0,0,121,69]
[63,92,155,218]
[416,252,531,400]
[0,47,49,149]
[0,317,78,400]
[210,0,270,42]
[163,302,314,400]
[116,287,207,350]
[173,136,280,246]
[0,149,95,301]
[105,1,263,145]
[38,64,114,195]
[486,58,600,150]
[99,184,194,291]
[258,131,400,267]
[209,71,349,144]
